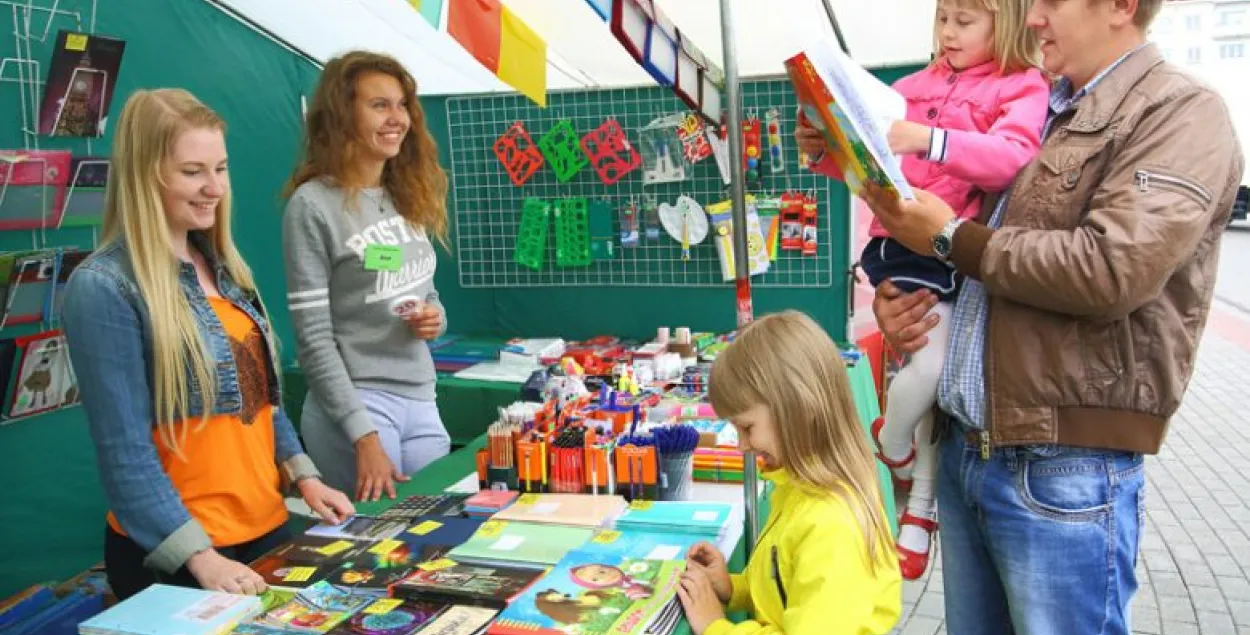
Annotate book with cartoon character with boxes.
[390,561,544,609]
[487,548,686,635]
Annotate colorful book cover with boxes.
[78,584,262,635]
[248,581,372,634]
[405,605,498,635]
[489,551,686,635]
[251,535,376,566]
[448,520,594,568]
[784,42,913,202]
[37,31,126,137]
[582,528,703,563]
[326,598,449,635]
[613,501,731,536]
[490,493,628,528]
[249,553,340,591]
[391,561,544,608]
[306,515,409,541]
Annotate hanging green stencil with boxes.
[514,197,550,271]
[554,197,591,267]
[537,119,588,183]
[588,199,615,261]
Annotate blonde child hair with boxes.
[102,89,274,459]
[708,310,892,571]
[933,0,1041,74]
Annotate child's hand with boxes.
[887,120,932,156]
[794,119,831,161]
[678,566,727,635]
[686,542,731,603]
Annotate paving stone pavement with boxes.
[888,322,1250,635]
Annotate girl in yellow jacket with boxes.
[676,310,902,635]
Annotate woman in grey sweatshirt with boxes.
[281,51,451,502]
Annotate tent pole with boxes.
[718,0,760,558]
[819,0,852,55]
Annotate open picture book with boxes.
[784,38,915,201]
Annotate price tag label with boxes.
[283,567,316,583]
[408,520,443,536]
[65,33,88,51]
[417,558,457,572]
[629,500,654,511]
[592,530,621,545]
[364,598,404,615]
[369,539,403,555]
[477,521,506,538]
[517,494,540,505]
[316,540,355,557]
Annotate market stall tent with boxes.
[209,0,939,94]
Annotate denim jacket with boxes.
[60,232,319,574]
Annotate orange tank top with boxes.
[108,296,288,548]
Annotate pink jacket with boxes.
[813,58,1051,238]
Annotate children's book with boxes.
[488,550,686,635]
[582,528,703,564]
[490,493,628,528]
[247,580,372,634]
[78,584,262,635]
[390,561,544,609]
[306,515,409,541]
[396,514,488,558]
[613,501,732,537]
[249,552,340,592]
[784,39,914,201]
[325,598,450,635]
[447,520,594,568]
[251,535,376,565]
[404,605,498,635]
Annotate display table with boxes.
[281,367,523,448]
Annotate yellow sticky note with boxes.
[283,567,316,582]
[630,500,654,511]
[370,539,403,555]
[408,520,443,536]
[364,598,404,615]
[592,530,621,545]
[417,558,457,572]
[65,33,88,51]
[478,521,506,538]
[316,540,355,557]
[517,494,540,506]
[497,6,547,107]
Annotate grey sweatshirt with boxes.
[282,178,444,443]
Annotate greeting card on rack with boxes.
[7,330,77,420]
[0,150,71,230]
[580,119,640,186]
[38,31,127,137]
[493,121,544,186]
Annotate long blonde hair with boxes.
[101,88,264,459]
[708,311,892,571]
[284,51,449,247]
[933,0,1040,74]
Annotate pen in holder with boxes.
[656,424,699,501]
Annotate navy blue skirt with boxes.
[860,236,960,301]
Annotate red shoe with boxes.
[870,416,914,493]
[897,511,937,580]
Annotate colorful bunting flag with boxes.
[447,0,548,107]
[407,0,445,28]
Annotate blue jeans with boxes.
[937,428,1145,635]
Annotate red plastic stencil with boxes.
[492,121,544,186]
[579,119,641,186]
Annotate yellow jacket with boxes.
[705,469,901,635]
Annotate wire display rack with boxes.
[446,78,838,288]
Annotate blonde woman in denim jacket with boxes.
[61,89,353,601]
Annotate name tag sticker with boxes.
[364,244,402,271]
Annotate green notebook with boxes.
[447,520,594,569]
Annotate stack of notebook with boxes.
[78,585,262,635]
[613,501,733,538]
[446,520,594,569]
[489,493,628,529]
[464,490,519,518]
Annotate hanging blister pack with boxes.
[642,193,661,242]
[619,198,639,248]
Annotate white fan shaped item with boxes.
[658,195,709,245]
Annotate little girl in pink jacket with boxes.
[801,0,1050,580]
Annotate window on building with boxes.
[1218,10,1246,26]
[1188,46,1203,63]
[1220,42,1246,59]
[1186,14,1202,30]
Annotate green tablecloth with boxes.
[282,368,522,448]
[340,356,891,635]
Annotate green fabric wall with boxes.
[0,0,320,597]
[0,0,925,596]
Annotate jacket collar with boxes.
[935,56,1000,80]
[762,468,791,486]
[1066,42,1164,133]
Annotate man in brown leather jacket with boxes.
[862,0,1245,633]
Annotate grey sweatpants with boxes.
[300,388,452,495]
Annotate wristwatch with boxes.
[932,217,965,263]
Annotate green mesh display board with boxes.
[447,79,836,288]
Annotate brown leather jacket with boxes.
[950,44,1245,455]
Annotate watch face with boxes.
[933,235,952,256]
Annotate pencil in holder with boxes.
[659,450,695,501]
